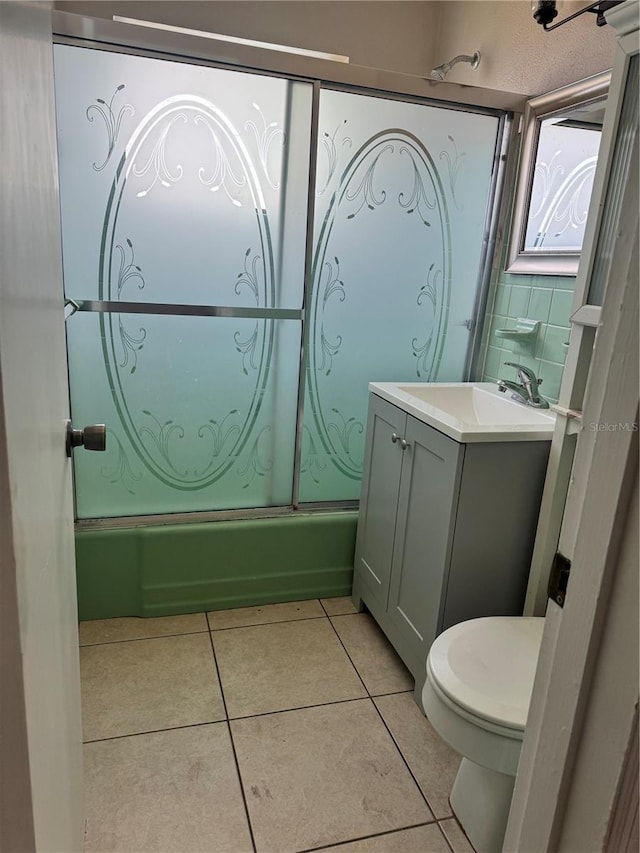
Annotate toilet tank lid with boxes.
[428,617,545,730]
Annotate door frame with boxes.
[505,2,639,849]
[0,2,84,850]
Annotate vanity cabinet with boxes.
[352,392,551,701]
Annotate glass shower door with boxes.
[54,45,312,517]
[299,90,501,502]
[55,43,505,517]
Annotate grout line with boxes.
[436,818,458,853]
[324,614,440,817]
[369,693,442,821]
[205,608,374,722]
[325,615,373,698]
[440,814,477,853]
[208,614,327,632]
[318,598,359,618]
[82,718,226,744]
[226,695,370,723]
[327,613,441,821]
[296,820,438,853]
[79,606,334,645]
[325,615,416,706]
[370,688,414,698]
[438,817,466,853]
[79,628,209,648]
[322,610,360,618]
[205,612,258,853]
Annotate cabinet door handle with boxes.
[391,432,400,443]
[400,438,410,450]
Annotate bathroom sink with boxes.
[370,382,556,443]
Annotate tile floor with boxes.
[79,598,474,853]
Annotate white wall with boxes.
[55,0,440,77]
[432,0,616,95]
[56,1,616,96]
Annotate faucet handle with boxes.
[504,361,537,382]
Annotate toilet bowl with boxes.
[422,616,544,853]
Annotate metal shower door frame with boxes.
[54,11,512,525]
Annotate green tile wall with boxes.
[478,263,575,404]
[476,158,582,402]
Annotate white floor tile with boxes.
[84,724,252,852]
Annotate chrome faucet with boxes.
[497,362,549,409]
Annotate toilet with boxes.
[422,616,545,853]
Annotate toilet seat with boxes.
[427,616,544,731]
[426,658,525,741]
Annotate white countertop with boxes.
[370,382,556,443]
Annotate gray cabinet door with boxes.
[353,394,406,611]
[388,416,464,669]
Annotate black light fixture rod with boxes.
[539,0,619,31]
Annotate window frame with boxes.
[505,70,611,277]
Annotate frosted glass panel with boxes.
[300,90,500,502]
[55,43,505,514]
[54,45,311,309]
[67,312,301,517]
[55,44,310,517]
[525,120,601,252]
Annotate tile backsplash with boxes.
[479,269,575,405]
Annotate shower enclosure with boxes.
[54,20,509,524]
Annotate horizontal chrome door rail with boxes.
[66,299,303,320]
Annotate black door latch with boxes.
[548,551,571,608]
